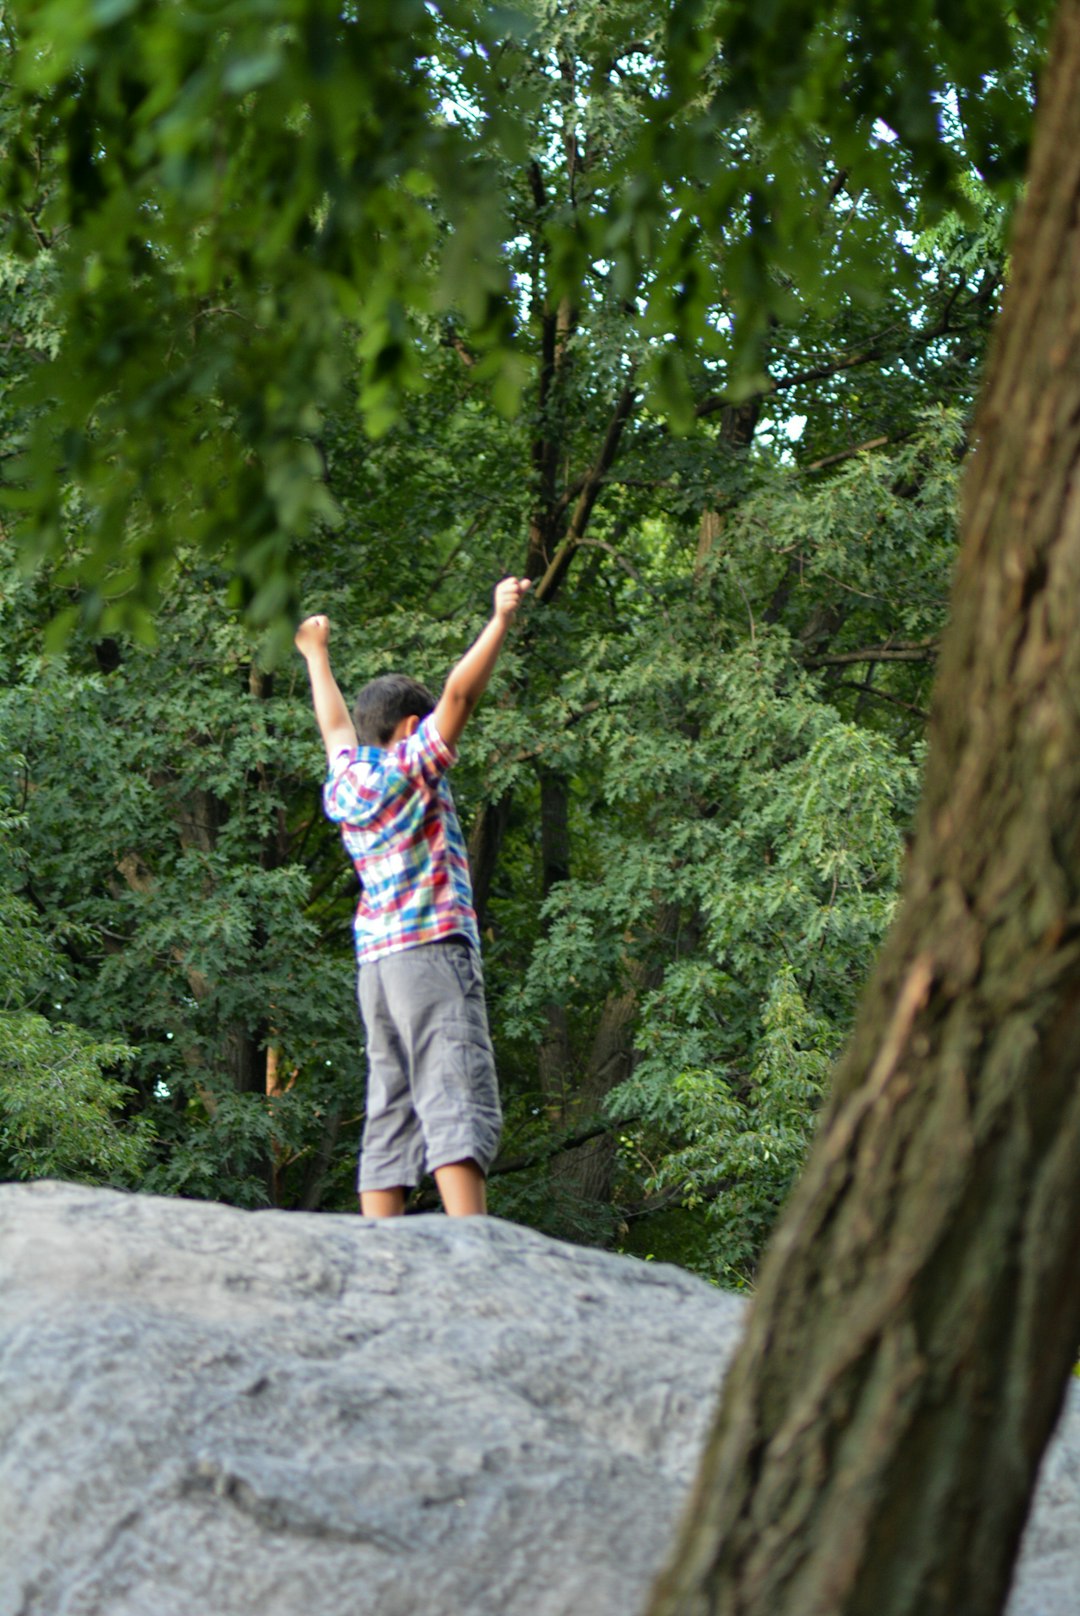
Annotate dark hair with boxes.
[353,674,436,746]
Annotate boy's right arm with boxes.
[433,577,530,750]
[295,615,358,763]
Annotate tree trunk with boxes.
[467,793,514,936]
[538,767,574,1116]
[552,900,683,1219]
[551,981,638,1208]
[647,7,1080,1614]
[695,399,763,573]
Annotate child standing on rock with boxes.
[294,578,530,1217]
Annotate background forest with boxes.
[0,0,1046,1284]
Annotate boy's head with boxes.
[353,674,436,747]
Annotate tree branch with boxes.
[441,325,477,368]
[804,639,939,668]
[490,1116,639,1178]
[534,378,639,603]
[801,431,914,473]
[830,682,930,720]
[695,299,978,420]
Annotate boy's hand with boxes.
[295,614,331,658]
[493,577,531,623]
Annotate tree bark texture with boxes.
[647,8,1080,1614]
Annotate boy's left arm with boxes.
[295,615,358,763]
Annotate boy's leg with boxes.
[382,941,502,1215]
[357,959,425,1215]
[433,1158,487,1216]
[360,1186,406,1217]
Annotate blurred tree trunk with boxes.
[550,977,639,1207]
[551,903,682,1219]
[647,5,1080,1614]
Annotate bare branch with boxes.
[801,432,914,473]
[695,298,980,421]
[490,1116,639,1179]
[534,378,639,603]
[830,681,930,720]
[804,639,939,668]
[576,538,670,618]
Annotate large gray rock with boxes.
[1009,1386,1080,1616]
[0,1182,1076,1616]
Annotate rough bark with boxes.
[647,7,1080,1614]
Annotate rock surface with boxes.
[0,1181,1076,1616]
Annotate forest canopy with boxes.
[0,0,1054,1279]
[1,0,1048,639]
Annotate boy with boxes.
[294,577,530,1217]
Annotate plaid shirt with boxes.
[322,715,480,964]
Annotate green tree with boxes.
[0,744,147,1185]
[0,0,1043,639]
[0,0,1033,1264]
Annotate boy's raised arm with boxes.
[295,615,358,763]
[433,577,530,750]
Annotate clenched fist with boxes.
[294,614,331,658]
[493,577,531,623]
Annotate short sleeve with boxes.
[322,746,391,827]
[392,714,457,788]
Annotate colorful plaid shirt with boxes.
[322,715,480,964]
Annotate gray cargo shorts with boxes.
[356,937,502,1193]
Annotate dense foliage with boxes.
[2,0,1046,637]
[0,0,1050,1282]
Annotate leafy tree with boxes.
[0,742,147,1185]
[0,0,1052,1275]
[0,0,1043,640]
